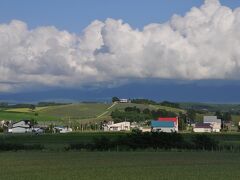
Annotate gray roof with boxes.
[203,116,221,123]
[195,123,212,128]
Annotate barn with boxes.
[151,117,178,133]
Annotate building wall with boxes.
[12,127,32,133]
[152,127,177,133]
[119,99,129,103]
[151,120,178,133]
[193,128,212,133]
[140,127,151,132]
[212,123,221,132]
[106,122,130,131]
[212,128,221,132]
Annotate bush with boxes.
[67,132,187,151]
[192,134,218,150]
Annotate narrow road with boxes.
[97,102,118,118]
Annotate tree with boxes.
[29,104,36,111]
[215,111,223,120]
[178,112,187,130]
[222,112,232,122]
[186,109,196,123]
[30,119,38,126]
[112,97,119,102]
[124,106,140,113]
[143,108,151,115]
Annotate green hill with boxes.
[39,103,110,119]
[0,102,188,123]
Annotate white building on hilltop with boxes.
[119,99,130,103]
[203,116,221,132]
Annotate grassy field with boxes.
[1,102,240,127]
[40,103,110,119]
[0,103,112,122]
[0,151,239,180]
[5,107,48,113]
[0,111,58,121]
[0,102,187,123]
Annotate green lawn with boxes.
[0,151,239,180]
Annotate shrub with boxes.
[192,134,219,150]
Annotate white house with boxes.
[10,120,33,133]
[203,116,221,132]
[140,127,151,132]
[119,99,130,103]
[193,123,212,133]
[104,121,130,131]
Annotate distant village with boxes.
[0,115,231,134]
[0,97,239,135]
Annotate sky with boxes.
[1,0,240,103]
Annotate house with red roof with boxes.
[151,117,178,133]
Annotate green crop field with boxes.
[0,102,187,124]
[0,111,58,121]
[1,132,240,180]
[39,103,110,119]
[5,107,48,113]
[0,151,239,180]
[0,103,113,123]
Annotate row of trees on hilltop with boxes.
[112,97,180,108]
[111,106,178,123]
[131,98,180,108]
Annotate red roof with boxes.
[158,117,178,122]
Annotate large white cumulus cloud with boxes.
[1,0,240,92]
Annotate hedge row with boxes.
[67,132,220,151]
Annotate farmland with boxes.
[0,151,239,180]
[0,102,188,123]
[0,103,112,122]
